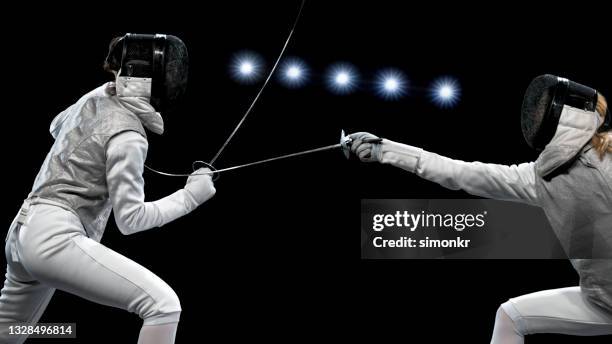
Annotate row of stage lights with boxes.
[230,51,461,108]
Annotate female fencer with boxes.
[348,75,612,343]
[0,34,215,344]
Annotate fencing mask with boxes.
[105,33,189,113]
[522,75,612,177]
[521,74,610,151]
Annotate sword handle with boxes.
[192,161,220,181]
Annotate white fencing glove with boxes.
[348,132,383,162]
[184,168,216,205]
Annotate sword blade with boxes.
[146,143,342,177]
[212,143,341,174]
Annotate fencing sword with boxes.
[145,130,354,178]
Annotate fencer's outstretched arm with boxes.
[106,131,216,235]
[349,133,539,205]
[379,139,539,205]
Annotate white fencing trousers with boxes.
[0,203,181,343]
[493,287,612,343]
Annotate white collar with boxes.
[536,106,600,177]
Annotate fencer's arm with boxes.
[378,140,539,205]
[106,131,203,234]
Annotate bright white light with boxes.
[326,63,358,94]
[439,85,454,99]
[286,66,302,79]
[230,52,263,84]
[375,69,406,100]
[239,62,254,75]
[431,77,461,108]
[335,72,349,85]
[279,58,309,88]
[384,78,398,91]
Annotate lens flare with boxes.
[230,52,264,84]
[375,69,407,100]
[431,77,461,108]
[278,58,309,88]
[326,63,359,94]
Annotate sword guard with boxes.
[192,160,220,181]
[340,130,353,159]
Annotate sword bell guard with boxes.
[340,130,352,159]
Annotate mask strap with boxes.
[151,34,167,110]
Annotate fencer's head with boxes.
[521,74,603,151]
[103,33,189,113]
[521,74,611,158]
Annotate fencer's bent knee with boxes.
[140,285,182,325]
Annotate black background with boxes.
[1,1,611,342]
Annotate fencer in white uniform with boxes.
[0,34,213,344]
[348,75,612,343]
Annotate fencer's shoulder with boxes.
[97,110,147,139]
[106,130,148,154]
[92,99,147,140]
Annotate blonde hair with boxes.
[591,93,611,159]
